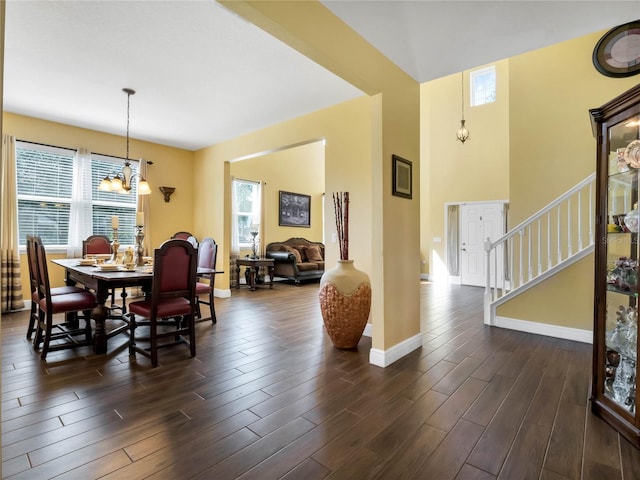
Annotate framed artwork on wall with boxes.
[279,191,311,227]
[392,154,412,199]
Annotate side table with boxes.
[235,258,275,291]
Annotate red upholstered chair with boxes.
[127,239,198,367]
[25,235,84,340]
[82,235,125,313]
[195,237,218,323]
[31,236,97,360]
[171,231,196,242]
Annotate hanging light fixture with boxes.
[98,88,151,195]
[456,72,470,144]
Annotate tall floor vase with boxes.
[319,260,371,349]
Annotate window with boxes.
[232,179,261,248]
[91,154,138,245]
[16,141,139,247]
[470,66,496,106]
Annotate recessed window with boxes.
[470,66,496,106]
[16,141,139,247]
[232,179,261,248]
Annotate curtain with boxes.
[66,148,93,257]
[1,135,25,312]
[447,204,460,276]
[258,181,266,257]
[231,177,239,254]
[138,158,151,256]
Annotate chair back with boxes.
[171,231,195,241]
[186,236,198,249]
[152,239,198,304]
[83,235,111,256]
[31,235,53,306]
[198,237,218,270]
[26,235,39,295]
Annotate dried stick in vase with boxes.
[343,192,349,261]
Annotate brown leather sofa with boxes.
[265,237,325,284]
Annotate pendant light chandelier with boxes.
[98,88,151,195]
[456,72,470,144]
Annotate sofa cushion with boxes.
[305,244,323,262]
[298,262,319,272]
[281,245,302,264]
[293,245,308,262]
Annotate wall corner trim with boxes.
[369,333,422,367]
[214,288,232,299]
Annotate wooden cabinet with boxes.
[591,84,640,448]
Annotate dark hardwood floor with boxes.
[2,281,640,479]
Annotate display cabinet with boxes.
[591,84,640,448]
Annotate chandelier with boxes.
[98,88,151,195]
[456,72,470,144]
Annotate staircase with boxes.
[483,173,596,325]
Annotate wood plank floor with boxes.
[2,281,640,479]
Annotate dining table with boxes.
[52,259,154,354]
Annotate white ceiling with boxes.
[3,1,639,152]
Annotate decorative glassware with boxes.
[625,203,640,233]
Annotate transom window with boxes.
[470,65,496,106]
[16,141,139,247]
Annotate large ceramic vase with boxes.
[319,260,371,349]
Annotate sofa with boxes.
[265,237,325,284]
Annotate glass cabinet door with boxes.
[604,119,640,416]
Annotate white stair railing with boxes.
[484,173,596,325]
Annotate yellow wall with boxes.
[3,112,195,299]
[229,141,325,248]
[194,95,373,292]
[421,61,510,278]
[221,0,421,353]
[498,31,639,329]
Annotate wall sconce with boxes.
[159,186,175,202]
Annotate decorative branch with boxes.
[333,192,349,260]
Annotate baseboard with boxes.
[369,332,422,367]
[494,315,592,344]
[214,288,231,299]
[363,323,372,337]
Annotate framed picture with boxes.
[279,191,311,227]
[392,154,412,199]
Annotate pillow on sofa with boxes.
[293,245,308,262]
[281,245,302,264]
[305,245,323,262]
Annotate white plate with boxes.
[97,264,119,272]
[77,260,95,266]
[624,140,640,168]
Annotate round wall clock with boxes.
[593,20,640,78]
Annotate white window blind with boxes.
[16,143,74,246]
[16,141,140,247]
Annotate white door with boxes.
[459,202,505,287]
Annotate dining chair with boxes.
[25,235,85,340]
[171,231,196,242]
[31,235,97,359]
[186,235,198,249]
[82,234,126,314]
[127,239,198,367]
[195,237,218,323]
